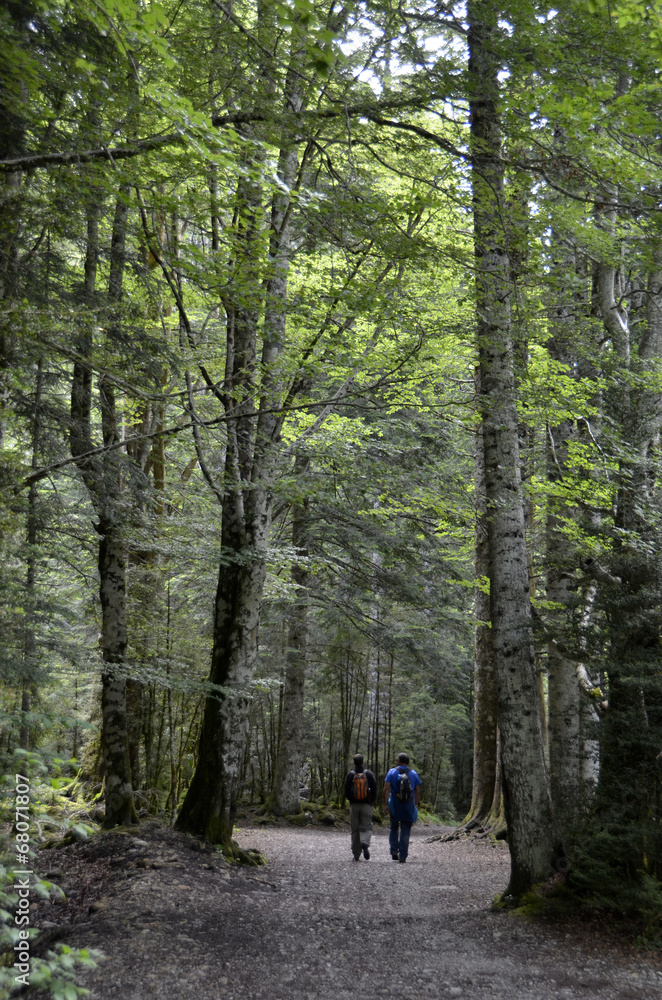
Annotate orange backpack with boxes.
[352,772,369,801]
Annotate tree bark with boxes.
[70,185,136,827]
[462,415,498,830]
[98,521,135,825]
[545,236,584,844]
[546,429,581,839]
[98,185,137,826]
[0,0,34,447]
[20,359,44,751]
[0,0,32,302]
[175,492,270,843]
[271,454,310,814]
[468,0,555,897]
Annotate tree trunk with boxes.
[545,237,584,844]
[462,415,498,830]
[175,491,270,843]
[176,40,304,848]
[99,186,137,826]
[70,186,136,826]
[98,522,135,825]
[19,357,44,751]
[0,0,31,304]
[546,462,581,840]
[468,0,555,897]
[271,455,310,814]
[0,2,34,446]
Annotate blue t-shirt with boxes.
[385,765,421,823]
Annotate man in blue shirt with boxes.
[383,752,421,863]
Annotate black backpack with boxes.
[396,767,412,802]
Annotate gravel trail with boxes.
[33,822,662,1000]
[228,825,661,1000]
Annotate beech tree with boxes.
[467,0,555,895]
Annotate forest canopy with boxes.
[1,0,662,951]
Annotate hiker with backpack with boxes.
[344,753,377,861]
[383,752,421,863]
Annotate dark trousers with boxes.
[389,817,412,859]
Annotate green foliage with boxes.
[585,0,662,66]
[528,835,662,945]
[0,753,101,1000]
[569,829,662,930]
[0,933,101,1000]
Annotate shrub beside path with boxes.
[30,821,662,999]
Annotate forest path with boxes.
[37,822,662,1000]
[229,826,660,1000]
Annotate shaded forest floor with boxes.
[26,819,662,1000]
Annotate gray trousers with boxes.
[349,802,373,858]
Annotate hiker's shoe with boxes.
[362,844,370,860]
[398,857,407,863]
[353,855,360,861]
[391,853,399,861]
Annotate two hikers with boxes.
[345,750,421,862]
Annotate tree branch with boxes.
[0,135,183,172]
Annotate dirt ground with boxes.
[24,819,662,1000]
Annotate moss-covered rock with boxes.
[286,811,314,826]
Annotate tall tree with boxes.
[70,182,137,827]
[468,0,555,897]
[175,8,309,846]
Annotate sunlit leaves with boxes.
[519,345,603,428]
[585,0,662,64]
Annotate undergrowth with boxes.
[512,832,662,949]
[0,748,103,998]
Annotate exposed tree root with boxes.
[222,840,267,866]
[427,815,507,844]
